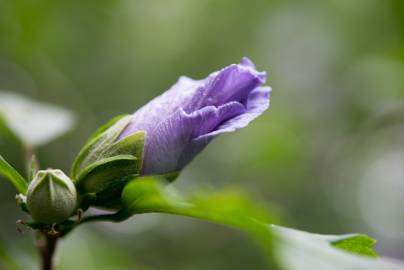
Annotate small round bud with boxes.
[27,169,77,224]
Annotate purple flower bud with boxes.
[119,57,271,175]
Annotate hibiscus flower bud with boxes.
[72,57,270,207]
[27,169,77,224]
[119,57,270,175]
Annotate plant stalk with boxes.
[36,232,59,270]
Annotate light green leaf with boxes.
[332,234,377,257]
[0,91,75,147]
[0,155,27,193]
[121,178,404,270]
[272,226,404,270]
[122,177,277,267]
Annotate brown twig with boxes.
[36,232,59,270]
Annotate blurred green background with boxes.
[1,0,404,269]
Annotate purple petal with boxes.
[194,86,271,141]
[119,58,266,140]
[118,58,271,175]
[184,62,266,112]
[142,102,245,174]
[119,76,200,139]
[240,57,256,68]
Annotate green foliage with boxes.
[122,177,276,264]
[332,235,378,257]
[121,177,404,270]
[272,226,404,270]
[71,115,132,178]
[0,1,404,268]
[0,155,27,194]
[76,155,138,194]
[71,115,145,207]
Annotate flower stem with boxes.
[79,210,129,224]
[36,232,59,270]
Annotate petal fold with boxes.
[142,102,246,174]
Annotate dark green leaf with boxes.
[0,155,28,193]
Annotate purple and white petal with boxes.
[194,86,271,141]
[142,102,246,174]
[119,57,271,175]
[119,76,201,139]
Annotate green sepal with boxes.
[78,193,97,212]
[74,129,145,189]
[71,114,146,207]
[71,115,131,178]
[91,175,138,209]
[15,193,29,213]
[162,171,180,182]
[76,155,138,194]
[28,155,39,181]
[0,155,28,194]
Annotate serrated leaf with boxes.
[0,155,27,193]
[0,91,75,147]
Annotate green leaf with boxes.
[0,155,28,193]
[121,178,404,270]
[121,177,276,264]
[272,226,404,270]
[332,235,377,257]
[0,91,75,147]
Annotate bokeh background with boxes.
[1,0,404,269]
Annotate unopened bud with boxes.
[27,169,77,224]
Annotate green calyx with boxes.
[71,115,146,208]
[26,169,77,225]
